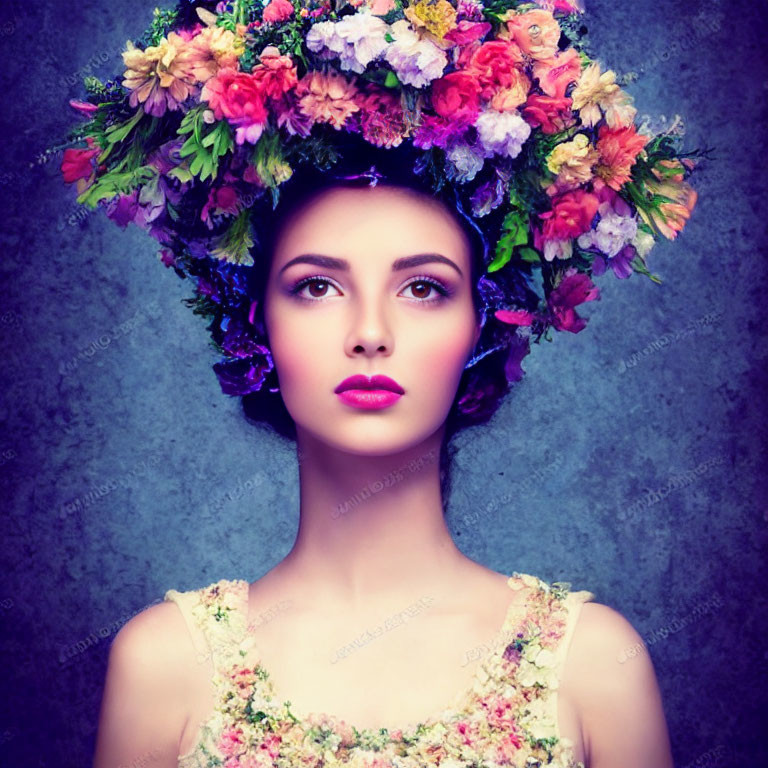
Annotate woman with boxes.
[91,168,674,768]
[58,1,701,766]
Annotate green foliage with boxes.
[138,6,180,47]
[250,130,293,196]
[75,164,158,208]
[285,134,340,173]
[209,209,256,266]
[178,106,234,182]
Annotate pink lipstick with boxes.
[334,374,405,410]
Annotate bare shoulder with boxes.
[562,601,675,768]
[92,600,198,768]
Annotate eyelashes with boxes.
[287,274,455,305]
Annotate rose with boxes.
[539,188,600,242]
[522,93,574,134]
[430,71,481,125]
[262,0,294,24]
[200,67,269,144]
[532,47,582,98]
[465,40,525,100]
[252,45,298,100]
[505,10,561,61]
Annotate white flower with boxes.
[306,12,389,74]
[577,209,638,257]
[520,696,558,740]
[383,19,447,88]
[474,109,532,159]
[631,227,655,258]
[446,141,485,182]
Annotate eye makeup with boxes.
[286,274,457,305]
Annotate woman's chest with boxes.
[179,619,587,766]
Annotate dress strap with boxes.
[553,588,595,686]
[163,587,212,667]
[164,578,254,673]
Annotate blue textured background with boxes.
[1,0,766,766]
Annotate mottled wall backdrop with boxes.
[1,0,766,766]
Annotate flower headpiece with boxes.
[59,0,707,405]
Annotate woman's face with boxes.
[263,184,482,456]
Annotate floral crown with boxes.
[59,0,706,407]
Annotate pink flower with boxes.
[521,93,575,134]
[532,47,582,98]
[357,87,407,147]
[494,309,535,326]
[201,185,241,228]
[548,268,600,333]
[217,725,246,757]
[201,67,269,144]
[366,0,396,13]
[252,46,298,100]
[60,136,100,183]
[444,19,493,47]
[262,0,294,24]
[68,99,99,117]
[505,10,561,60]
[541,0,585,12]
[538,188,600,243]
[464,40,526,101]
[430,71,481,125]
[595,123,650,191]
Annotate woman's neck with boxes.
[276,428,472,612]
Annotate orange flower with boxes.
[295,70,360,130]
[595,123,650,191]
[503,10,561,61]
[640,159,698,240]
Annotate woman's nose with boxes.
[345,301,394,358]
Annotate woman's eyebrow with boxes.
[278,253,463,277]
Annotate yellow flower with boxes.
[122,32,201,116]
[571,61,637,128]
[185,25,245,83]
[546,133,599,188]
[404,0,458,48]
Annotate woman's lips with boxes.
[336,389,403,410]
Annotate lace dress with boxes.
[165,572,595,768]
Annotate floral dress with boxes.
[165,572,595,768]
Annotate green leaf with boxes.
[519,247,541,263]
[209,209,255,266]
[104,109,144,144]
[630,255,663,285]
[384,70,399,88]
[487,205,529,272]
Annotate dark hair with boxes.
[238,132,519,498]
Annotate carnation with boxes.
[384,19,448,88]
[306,11,389,74]
[474,109,532,159]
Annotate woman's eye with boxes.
[401,279,450,302]
[290,278,341,301]
[289,276,451,303]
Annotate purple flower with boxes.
[105,190,139,229]
[219,317,266,359]
[591,243,636,279]
[213,353,274,396]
